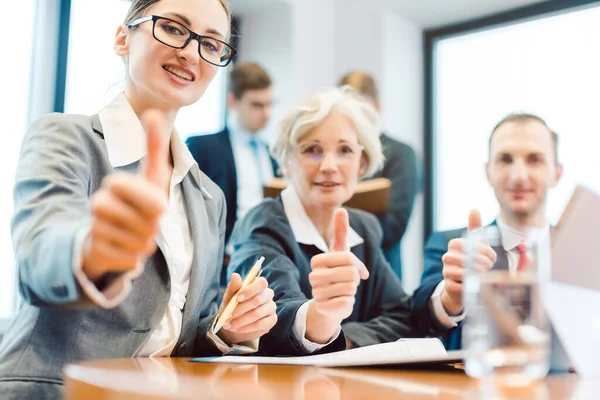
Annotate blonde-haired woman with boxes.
[228,87,449,355]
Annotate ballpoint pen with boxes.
[213,256,265,334]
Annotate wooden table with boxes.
[64,358,591,400]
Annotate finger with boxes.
[236,277,268,304]
[311,252,359,270]
[219,273,243,315]
[311,252,369,281]
[330,208,349,252]
[467,209,483,232]
[92,188,160,239]
[228,313,278,336]
[309,266,360,288]
[444,279,463,298]
[232,286,273,319]
[481,245,498,263]
[312,281,357,300]
[91,219,156,254]
[229,300,277,332]
[104,174,166,219]
[314,296,355,313]
[447,239,496,262]
[89,240,141,271]
[442,265,466,282]
[141,109,170,189]
[443,251,495,271]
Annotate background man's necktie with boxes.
[516,243,528,271]
[248,138,265,184]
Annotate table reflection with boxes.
[63,358,587,400]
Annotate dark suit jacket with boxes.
[411,222,508,350]
[371,134,419,250]
[227,197,449,356]
[186,128,280,244]
[0,114,227,399]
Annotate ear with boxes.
[552,162,564,187]
[114,25,129,57]
[226,93,238,109]
[485,162,492,186]
[375,100,382,113]
[358,154,368,177]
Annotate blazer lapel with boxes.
[177,173,217,337]
[488,220,509,270]
[492,244,509,270]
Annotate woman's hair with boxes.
[123,0,233,41]
[271,86,384,178]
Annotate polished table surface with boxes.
[63,358,594,400]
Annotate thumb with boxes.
[467,209,483,232]
[330,208,349,252]
[141,109,169,188]
[220,273,242,314]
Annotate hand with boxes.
[305,208,369,344]
[218,273,277,345]
[440,210,497,315]
[81,110,170,282]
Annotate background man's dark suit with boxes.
[371,133,419,279]
[411,222,508,350]
[186,128,280,244]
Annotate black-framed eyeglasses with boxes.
[127,15,237,67]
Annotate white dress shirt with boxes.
[228,120,274,222]
[72,94,257,356]
[281,186,365,352]
[429,218,551,328]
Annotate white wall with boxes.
[381,12,424,293]
[236,1,425,292]
[236,3,294,143]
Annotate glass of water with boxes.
[462,226,551,387]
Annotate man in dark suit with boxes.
[338,71,419,281]
[412,113,563,350]
[186,63,280,284]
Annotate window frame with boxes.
[423,0,600,239]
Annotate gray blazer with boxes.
[0,113,227,399]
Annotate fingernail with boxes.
[237,295,245,302]
[224,323,232,329]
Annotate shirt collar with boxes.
[281,185,364,253]
[229,116,263,144]
[496,217,550,252]
[98,93,210,197]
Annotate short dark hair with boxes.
[337,71,379,103]
[228,62,272,99]
[489,113,559,162]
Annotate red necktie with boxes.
[516,243,528,271]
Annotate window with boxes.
[64,0,226,138]
[432,5,600,231]
[0,1,37,324]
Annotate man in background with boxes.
[338,71,419,280]
[412,113,563,349]
[187,62,279,285]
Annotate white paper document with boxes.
[192,338,458,367]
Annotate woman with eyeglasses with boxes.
[0,0,277,397]
[228,87,452,355]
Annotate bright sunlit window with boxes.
[433,5,600,231]
[64,0,226,138]
[0,2,37,322]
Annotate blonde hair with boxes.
[124,0,233,41]
[272,86,384,178]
